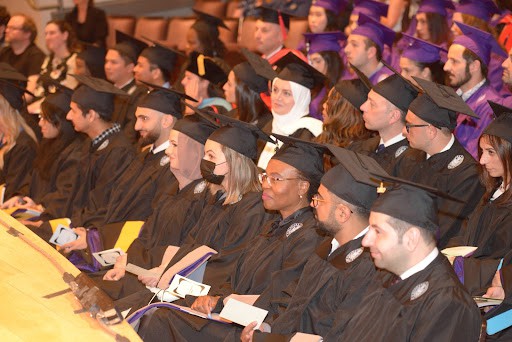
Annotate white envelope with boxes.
[168,274,211,298]
[92,248,124,267]
[49,225,78,246]
[219,298,268,329]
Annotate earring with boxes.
[299,194,303,199]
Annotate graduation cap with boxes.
[369,173,462,233]
[409,77,477,130]
[371,60,420,112]
[401,33,446,64]
[349,63,373,89]
[77,43,107,79]
[173,113,219,145]
[273,51,327,89]
[311,0,348,15]
[416,0,455,16]
[241,48,276,81]
[140,36,184,75]
[232,61,269,94]
[192,106,274,159]
[334,78,371,111]
[70,74,127,119]
[321,144,388,210]
[271,134,325,187]
[113,30,148,64]
[42,80,73,114]
[484,101,512,144]
[455,0,501,22]
[186,51,229,87]
[351,13,395,52]
[136,83,193,119]
[352,0,389,21]
[0,63,31,111]
[254,6,291,30]
[303,31,346,55]
[452,22,507,67]
[192,9,229,30]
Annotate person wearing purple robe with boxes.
[499,46,512,108]
[444,22,506,159]
[343,13,394,85]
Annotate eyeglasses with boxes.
[259,173,300,186]
[405,123,430,133]
[6,26,24,31]
[311,194,327,208]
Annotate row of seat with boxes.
[106,14,308,54]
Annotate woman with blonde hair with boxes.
[0,66,37,200]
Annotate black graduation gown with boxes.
[70,130,135,224]
[111,81,147,144]
[392,140,484,248]
[29,137,84,220]
[348,135,409,174]
[91,179,210,300]
[74,148,177,229]
[332,253,482,341]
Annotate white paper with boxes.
[441,246,478,257]
[168,274,211,298]
[290,333,324,342]
[219,298,268,329]
[474,296,503,308]
[49,225,78,246]
[92,248,124,267]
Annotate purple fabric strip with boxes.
[453,256,465,284]
[176,252,215,280]
[87,228,103,271]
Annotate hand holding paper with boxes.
[219,298,268,329]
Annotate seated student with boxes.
[75,43,106,79]
[349,65,417,173]
[303,31,345,120]
[343,13,395,84]
[316,177,482,341]
[1,85,82,222]
[315,78,374,168]
[93,113,218,300]
[65,86,188,270]
[113,114,274,312]
[448,102,512,295]
[185,9,227,58]
[135,136,326,341]
[257,52,325,169]
[394,77,485,248]
[253,6,293,64]
[235,147,381,342]
[134,38,180,89]
[0,63,38,200]
[181,51,232,115]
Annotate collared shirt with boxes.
[264,45,284,61]
[426,134,455,159]
[380,132,406,148]
[457,78,486,102]
[329,226,369,256]
[399,247,439,280]
[91,123,121,148]
[151,140,170,154]
[119,78,136,94]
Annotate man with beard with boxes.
[444,22,506,159]
[65,86,189,271]
[500,46,512,108]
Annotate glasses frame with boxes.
[405,123,431,133]
[259,172,301,187]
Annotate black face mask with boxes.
[200,159,226,185]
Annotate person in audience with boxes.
[65,0,108,47]
[134,38,181,88]
[414,0,452,47]
[445,22,505,159]
[303,31,345,120]
[1,85,82,223]
[253,6,293,64]
[75,43,106,79]
[0,6,10,48]
[500,46,512,107]
[185,10,227,58]
[0,14,45,97]
[0,63,38,201]
[181,51,232,114]
[344,0,389,37]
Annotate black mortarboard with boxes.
[0,63,30,111]
[254,6,291,30]
[186,51,229,87]
[77,43,107,79]
[271,134,325,187]
[369,173,460,233]
[140,36,183,75]
[232,61,269,94]
[42,80,73,114]
[173,113,219,145]
[70,74,127,119]
[274,52,326,89]
[192,9,229,30]
[372,60,419,112]
[409,77,478,130]
[321,144,387,210]
[484,101,512,144]
[113,31,148,64]
[349,63,373,88]
[334,78,371,111]
[242,48,276,81]
[193,107,273,159]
